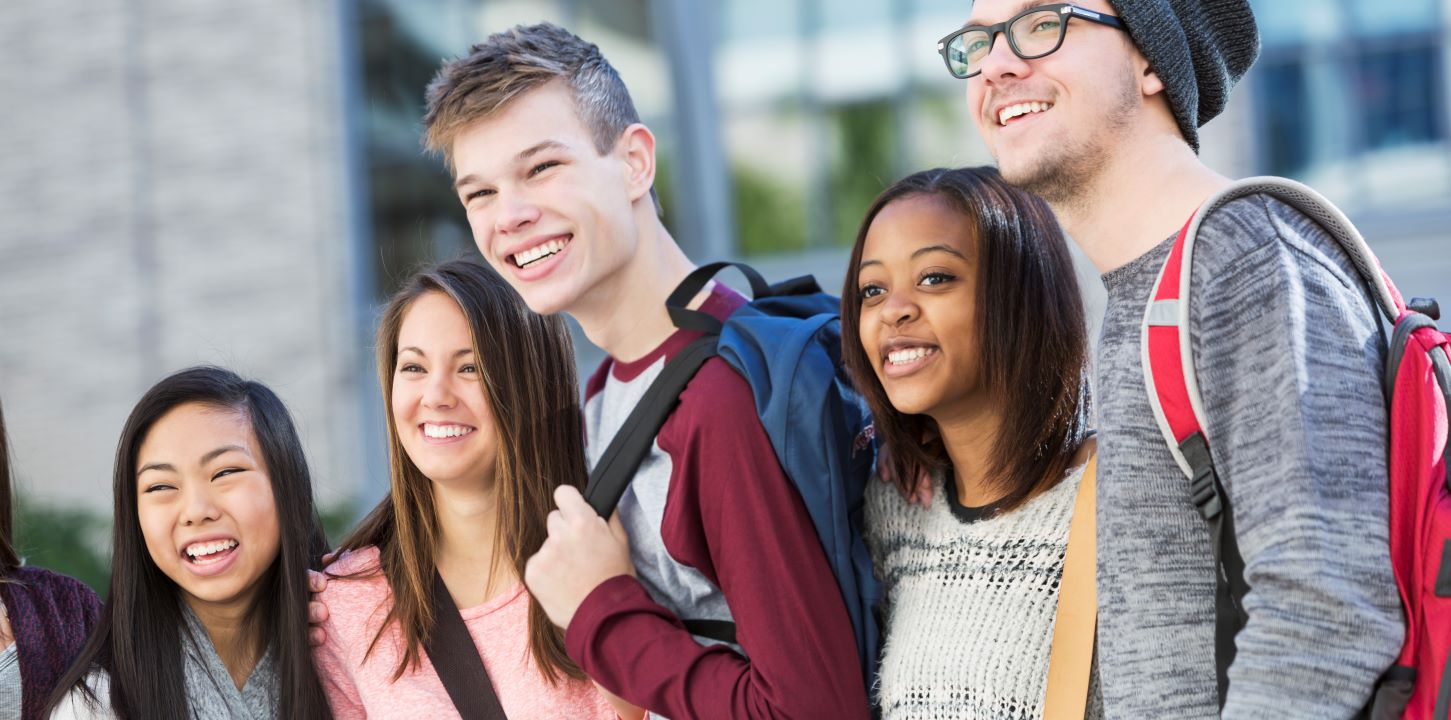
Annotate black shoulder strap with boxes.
[424,571,508,720]
[666,262,772,334]
[584,335,720,517]
[1180,433,1250,709]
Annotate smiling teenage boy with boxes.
[944,1,1403,717]
[420,23,869,719]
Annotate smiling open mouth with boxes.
[510,236,572,268]
[886,346,939,366]
[998,101,1053,126]
[184,539,239,565]
[423,423,475,439]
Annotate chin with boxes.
[515,280,585,317]
[882,389,936,418]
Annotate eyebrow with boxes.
[398,347,475,359]
[857,244,970,272]
[452,140,568,190]
[913,244,970,261]
[137,445,249,476]
[966,0,1040,26]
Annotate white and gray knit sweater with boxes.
[865,462,1101,720]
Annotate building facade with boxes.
[1,0,1446,518]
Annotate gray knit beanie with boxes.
[1106,0,1260,151]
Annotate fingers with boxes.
[608,510,630,546]
[553,484,593,518]
[546,508,567,537]
[309,600,329,625]
[307,569,329,594]
[309,627,327,648]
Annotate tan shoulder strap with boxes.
[1042,453,1097,719]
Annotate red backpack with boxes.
[1141,176,1451,718]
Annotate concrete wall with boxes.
[0,1,373,512]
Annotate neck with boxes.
[1052,131,1231,274]
[933,398,1006,508]
[570,215,696,362]
[432,477,500,569]
[184,593,260,690]
[431,474,512,607]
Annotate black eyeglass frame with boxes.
[936,3,1126,79]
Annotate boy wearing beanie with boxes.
[950,1,1403,717]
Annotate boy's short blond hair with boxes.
[422,23,643,169]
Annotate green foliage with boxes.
[827,100,897,247]
[320,502,360,550]
[734,164,808,256]
[14,499,110,593]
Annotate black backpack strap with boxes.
[424,571,508,720]
[666,262,773,334]
[584,335,720,517]
[681,619,738,645]
[1181,432,1251,708]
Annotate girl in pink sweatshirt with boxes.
[313,261,638,719]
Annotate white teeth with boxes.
[513,238,569,268]
[423,423,474,439]
[185,539,238,559]
[998,101,1053,126]
[886,347,937,365]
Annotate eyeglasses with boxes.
[936,4,1126,79]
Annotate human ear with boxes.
[1141,65,1165,97]
[617,123,657,203]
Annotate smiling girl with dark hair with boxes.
[46,366,331,719]
[841,167,1098,719]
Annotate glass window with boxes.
[724,0,803,44]
[1348,0,1437,37]
[1356,40,1442,151]
[820,0,891,32]
[1255,57,1313,176]
[1252,0,1339,46]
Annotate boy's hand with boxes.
[525,485,635,629]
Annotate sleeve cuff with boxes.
[564,574,650,665]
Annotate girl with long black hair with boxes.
[46,366,331,719]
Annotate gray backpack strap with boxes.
[1185,176,1402,323]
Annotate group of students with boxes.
[0,0,1433,717]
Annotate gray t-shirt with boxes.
[1094,194,1404,718]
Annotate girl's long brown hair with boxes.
[841,167,1091,513]
[338,259,584,682]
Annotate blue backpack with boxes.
[584,261,882,689]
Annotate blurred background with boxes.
[1,0,1447,591]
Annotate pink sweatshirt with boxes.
[314,546,618,720]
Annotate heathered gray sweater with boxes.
[1094,193,1404,718]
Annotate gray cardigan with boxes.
[49,606,278,719]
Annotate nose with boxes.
[493,193,541,235]
[878,290,919,328]
[421,369,457,411]
[179,482,221,527]
[977,28,1031,84]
